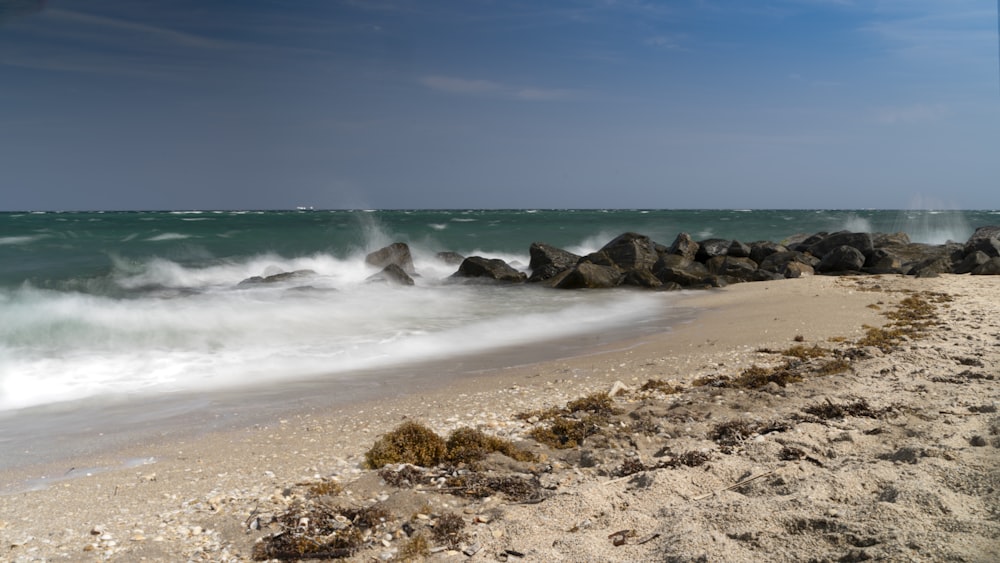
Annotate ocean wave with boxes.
[146,233,192,242]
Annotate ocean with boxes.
[0,209,995,470]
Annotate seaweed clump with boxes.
[364,421,447,469]
[445,427,537,465]
[523,392,622,449]
[802,398,890,420]
[709,419,791,450]
[252,502,388,560]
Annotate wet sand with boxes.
[1,274,997,562]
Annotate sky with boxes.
[1,0,998,211]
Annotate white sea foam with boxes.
[146,233,191,242]
[0,235,43,246]
[0,281,667,412]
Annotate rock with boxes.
[807,231,874,259]
[595,232,659,271]
[727,240,752,258]
[706,256,758,282]
[366,242,416,274]
[696,238,731,262]
[864,248,904,274]
[816,245,866,273]
[758,251,818,274]
[667,232,700,260]
[652,255,710,287]
[749,241,787,265]
[435,251,465,266]
[783,262,814,278]
[554,262,622,289]
[954,250,990,274]
[238,269,316,286]
[872,232,911,247]
[972,257,1000,275]
[784,232,827,252]
[366,264,415,286]
[452,256,527,283]
[908,256,953,277]
[528,242,580,282]
[621,269,662,288]
[964,226,1000,257]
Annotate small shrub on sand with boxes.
[639,379,683,394]
[397,533,431,560]
[432,512,467,549]
[731,364,803,389]
[445,427,537,465]
[307,479,343,497]
[529,416,603,449]
[364,421,447,469]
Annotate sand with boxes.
[1,274,997,562]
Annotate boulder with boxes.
[653,255,710,287]
[706,256,758,282]
[435,251,465,266]
[667,233,700,261]
[596,232,659,271]
[622,269,663,289]
[554,262,622,289]
[972,257,1000,275]
[749,241,787,265]
[366,264,415,286]
[964,226,1000,258]
[784,232,826,252]
[727,240,752,258]
[758,251,819,274]
[864,248,905,274]
[238,269,316,286]
[816,245,866,273]
[873,232,911,247]
[528,242,580,283]
[452,256,526,283]
[807,232,874,259]
[696,239,731,262]
[366,242,415,274]
[955,250,991,275]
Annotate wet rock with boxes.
[528,242,580,282]
[595,232,659,272]
[964,225,1000,257]
[667,232,700,261]
[238,269,316,286]
[366,264,415,286]
[555,262,622,289]
[759,251,819,274]
[452,256,527,283]
[436,251,465,266]
[366,242,416,275]
[706,256,758,282]
[653,255,710,287]
[807,231,874,259]
[749,241,787,265]
[727,240,752,258]
[954,251,990,274]
[696,238,731,262]
[783,262,814,279]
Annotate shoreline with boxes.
[1,275,997,562]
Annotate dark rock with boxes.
[452,256,527,283]
[972,257,1000,275]
[238,269,317,286]
[435,251,465,266]
[622,269,663,288]
[554,262,622,289]
[807,232,874,259]
[596,232,659,271]
[864,249,905,274]
[872,232,911,247]
[752,269,786,282]
[964,226,1000,257]
[667,233,700,261]
[954,251,991,274]
[784,232,827,252]
[783,262,815,279]
[727,240,751,258]
[749,241,787,265]
[817,245,866,273]
[653,255,710,287]
[578,250,618,269]
[366,242,415,274]
[366,264,415,286]
[696,239,731,262]
[758,251,819,274]
[706,256,758,282]
[528,242,580,283]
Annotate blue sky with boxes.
[1,0,997,210]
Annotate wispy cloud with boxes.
[45,9,241,51]
[876,103,949,124]
[420,75,575,101]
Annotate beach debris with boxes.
[608,529,636,546]
[431,512,467,549]
[364,421,447,469]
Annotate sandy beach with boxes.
[1,274,997,562]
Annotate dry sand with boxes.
[1,274,997,562]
